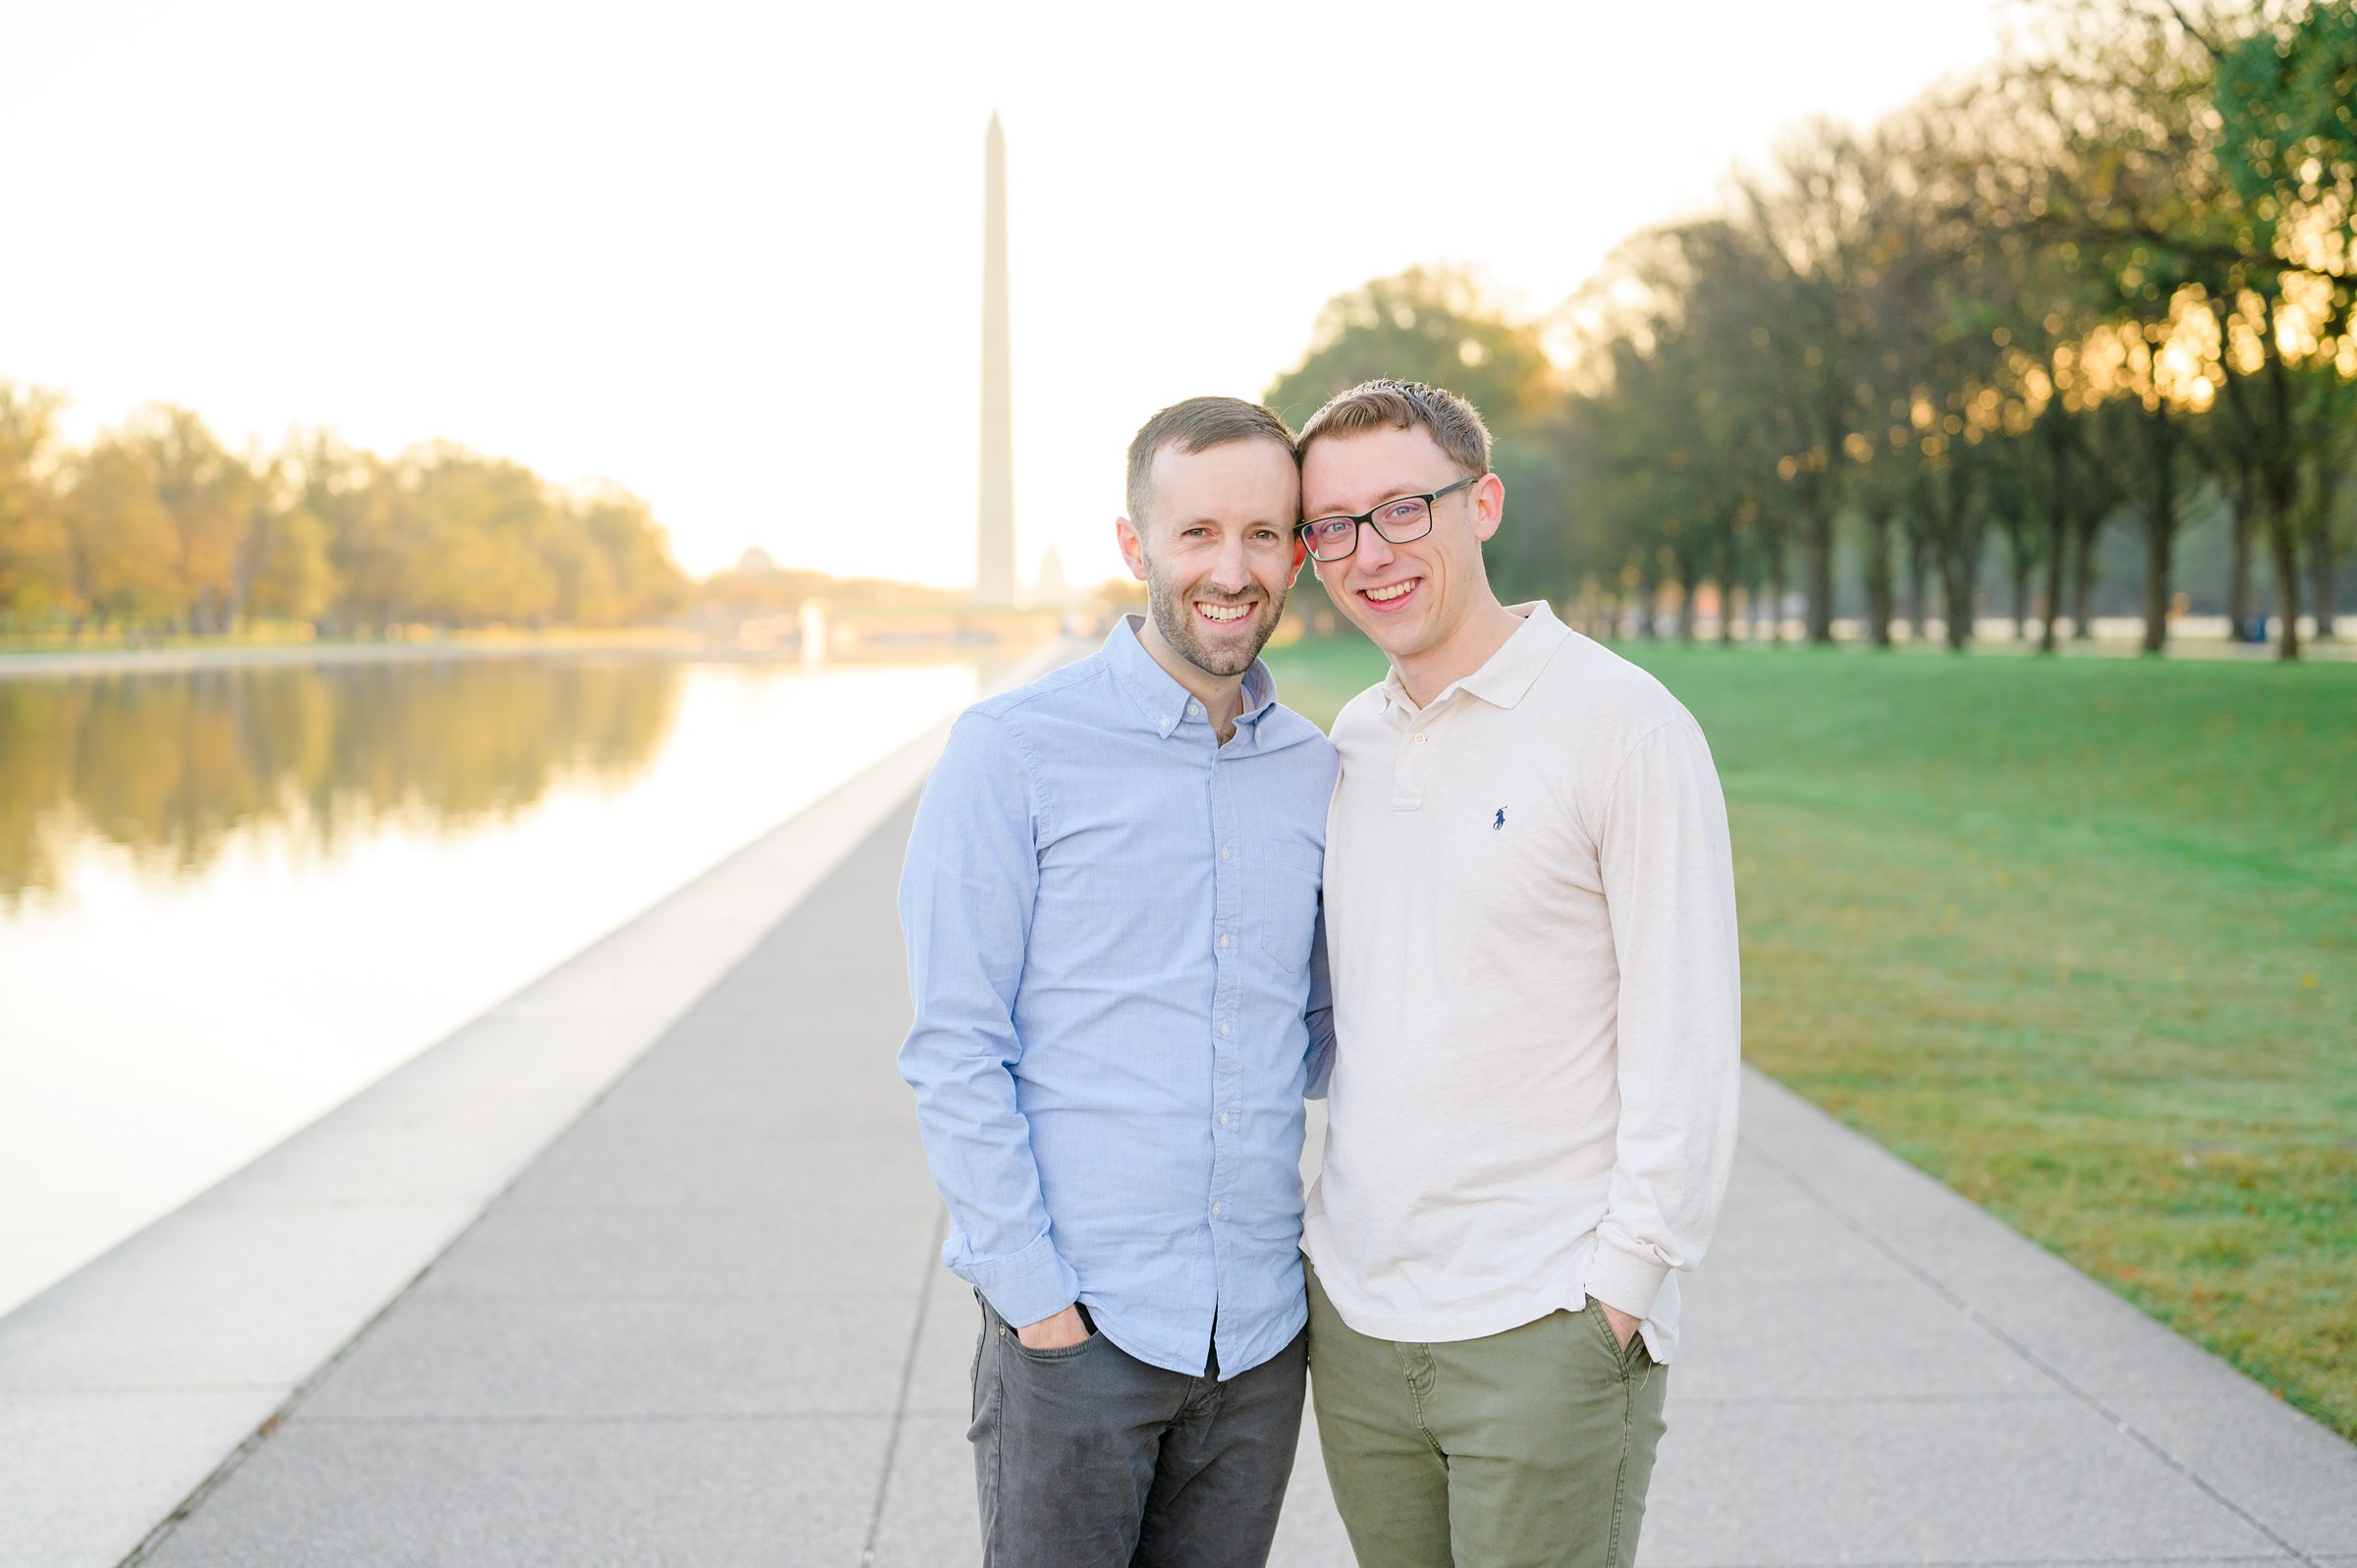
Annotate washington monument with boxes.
[975,113,1015,609]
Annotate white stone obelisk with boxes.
[975,113,1016,609]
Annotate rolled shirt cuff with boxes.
[957,1229,1080,1329]
[1585,1238,1672,1322]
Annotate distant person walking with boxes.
[899,397,1337,1566]
[1294,379,1742,1567]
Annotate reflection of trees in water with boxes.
[0,659,683,901]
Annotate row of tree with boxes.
[1266,0,2356,659]
[0,391,688,637]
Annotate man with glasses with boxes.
[899,396,1336,1566]
[1292,379,1740,1567]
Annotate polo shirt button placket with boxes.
[1396,725,1434,809]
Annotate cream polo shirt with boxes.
[1301,602,1740,1361]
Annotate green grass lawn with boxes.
[1264,633,2357,1439]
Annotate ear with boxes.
[1288,532,1307,586]
[1115,515,1149,583]
[1470,472,1507,543]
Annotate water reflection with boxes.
[0,660,684,902]
[0,652,983,1317]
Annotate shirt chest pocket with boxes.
[1250,839,1323,973]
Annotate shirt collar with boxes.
[1380,601,1567,715]
[1103,614,1278,740]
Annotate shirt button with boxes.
[1218,933,1231,949]
[1413,732,1429,745]
[1219,1021,1232,1037]
[1211,1202,1224,1217]
[1220,845,1232,861]
[1188,702,1204,719]
[1219,1111,1232,1127]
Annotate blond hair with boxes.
[1295,379,1491,476]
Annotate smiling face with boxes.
[1116,435,1304,682]
[1300,422,1505,674]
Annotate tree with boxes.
[243,473,339,623]
[2295,366,2355,637]
[2003,0,2357,658]
[1568,218,1795,645]
[572,484,689,623]
[0,384,73,626]
[400,446,560,627]
[109,405,256,634]
[2204,0,2357,654]
[1718,123,1887,644]
[1991,3,2230,653]
[1264,266,1557,433]
[66,439,181,630]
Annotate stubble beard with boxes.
[1146,561,1287,680]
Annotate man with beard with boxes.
[899,395,1337,1566]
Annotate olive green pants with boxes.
[1304,1260,1668,1568]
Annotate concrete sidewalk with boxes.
[122,801,2356,1566]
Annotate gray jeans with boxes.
[969,1294,1307,1567]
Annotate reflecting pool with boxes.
[0,652,982,1315]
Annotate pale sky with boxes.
[3,0,2005,589]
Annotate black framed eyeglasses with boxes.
[1296,474,1484,562]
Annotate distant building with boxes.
[701,551,831,617]
[1031,546,1069,612]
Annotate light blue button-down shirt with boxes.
[898,617,1338,1379]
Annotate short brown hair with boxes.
[1125,396,1296,523]
[1295,379,1491,476]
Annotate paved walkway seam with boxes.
[861,1210,951,1566]
[1739,1116,2327,1568]
[122,1120,578,1567]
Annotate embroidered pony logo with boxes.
[1493,808,1507,831]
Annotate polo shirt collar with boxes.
[1103,613,1277,740]
[1380,601,1567,715]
